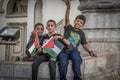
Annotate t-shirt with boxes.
[64,24,88,50]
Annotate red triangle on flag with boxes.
[43,38,54,48]
[34,33,39,46]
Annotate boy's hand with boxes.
[36,44,41,49]
[65,0,70,6]
[90,53,97,57]
[38,47,42,53]
[31,30,37,36]
[54,36,63,41]
[31,30,42,36]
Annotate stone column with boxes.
[78,0,120,79]
[0,0,4,14]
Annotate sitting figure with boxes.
[23,23,44,61]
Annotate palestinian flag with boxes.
[42,37,65,58]
[28,34,39,56]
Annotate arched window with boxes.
[7,0,28,17]
[34,0,42,24]
[0,0,5,14]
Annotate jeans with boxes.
[58,50,82,80]
[32,54,56,80]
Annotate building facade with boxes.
[0,0,80,61]
[0,0,120,79]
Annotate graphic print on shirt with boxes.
[68,31,80,47]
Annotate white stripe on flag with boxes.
[29,43,35,53]
[51,45,61,55]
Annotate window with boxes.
[6,0,28,18]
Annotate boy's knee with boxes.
[70,50,82,62]
[58,52,68,59]
[71,50,80,58]
[32,61,39,68]
[72,50,80,54]
[49,60,56,66]
[58,57,68,65]
[32,62,36,68]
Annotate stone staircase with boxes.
[0,53,120,80]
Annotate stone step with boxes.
[0,61,74,80]
[0,53,119,80]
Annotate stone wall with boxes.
[0,53,119,80]
[78,0,120,79]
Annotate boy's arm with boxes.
[62,37,70,46]
[54,36,70,46]
[65,0,70,27]
[83,44,97,57]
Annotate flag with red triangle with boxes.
[42,37,65,58]
[28,34,39,56]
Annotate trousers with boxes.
[32,54,56,80]
[58,50,82,80]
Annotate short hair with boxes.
[34,23,44,30]
[47,19,56,27]
[75,15,86,25]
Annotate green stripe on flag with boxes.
[51,45,61,55]
[44,48,57,58]
[29,43,36,57]
[30,48,36,56]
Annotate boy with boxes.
[58,0,97,80]
[32,19,70,80]
[25,23,44,61]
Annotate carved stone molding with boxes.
[7,22,27,61]
[78,0,120,76]
[78,0,120,12]
[0,9,4,14]
[0,0,4,14]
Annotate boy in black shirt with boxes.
[25,23,44,61]
[32,19,70,80]
[58,0,97,80]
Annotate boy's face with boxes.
[74,19,84,29]
[34,25,44,35]
[46,22,56,33]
